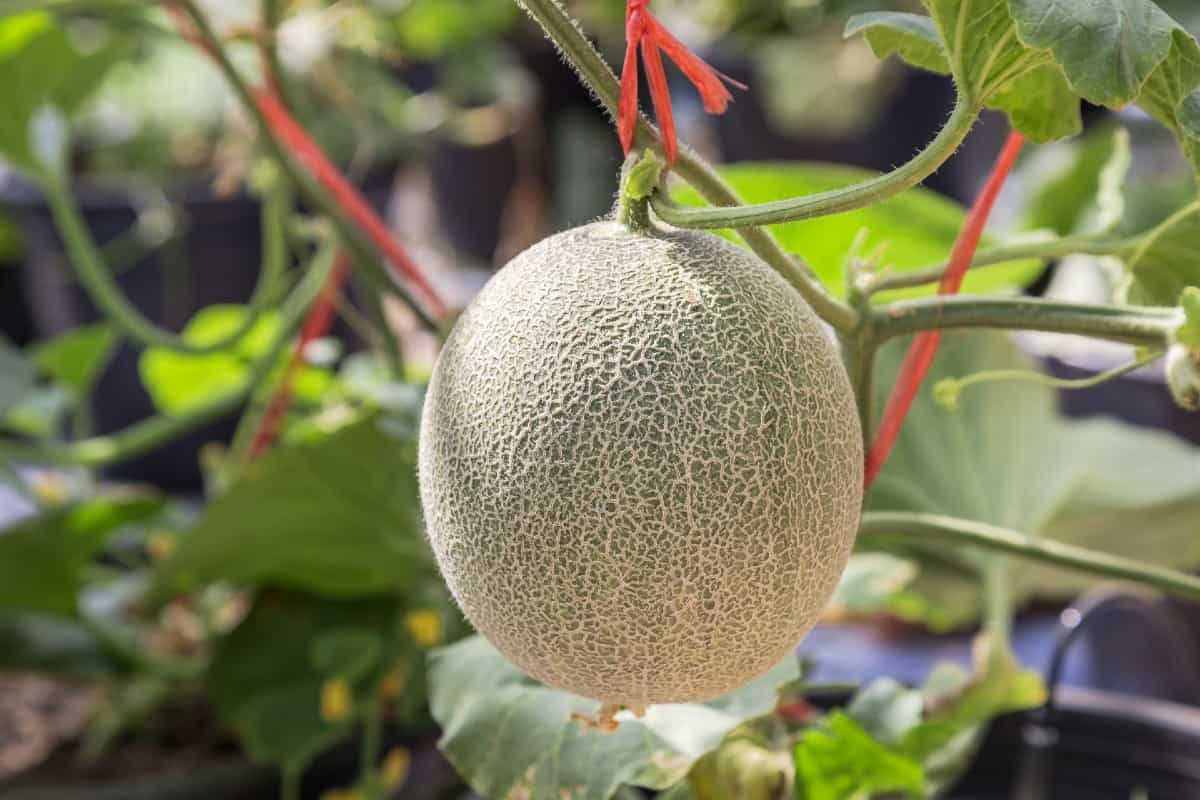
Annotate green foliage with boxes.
[386,0,519,59]
[0,613,116,678]
[1119,202,1200,306]
[0,495,162,618]
[1175,287,1200,348]
[0,11,122,178]
[1021,126,1132,236]
[427,635,801,800]
[672,163,1042,300]
[31,323,117,395]
[207,590,405,769]
[794,712,925,800]
[864,331,1200,629]
[0,333,36,422]
[148,414,433,604]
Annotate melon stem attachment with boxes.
[617,149,665,232]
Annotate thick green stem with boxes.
[651,98,979,229]
[175,0,440,334]
[43,175,287,355]
[982,559,1013,640]
[868,233,1140,295]
[0,248,336,469]
[873,296,1179,347]
[859,512,1200,603]
[512,0,858,333]
[258,0,301,113]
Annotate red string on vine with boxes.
[619,0,745,164]
[247,252,352,460]
[863,131,1026,490]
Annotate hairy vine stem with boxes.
[42,174,288,354]
[514,0,858,332]
[859,512,1200,604]
[651,98,979,229]
[872,296,1179,346]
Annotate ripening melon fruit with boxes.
[418,221,863,712]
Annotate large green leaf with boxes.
[1119,201,1200,306]
[1020,126,1132,237]
[31,323,117,394]
[0,495,163,618]
[793,712,925,800]
[428,636,800,800]
[844,12,950,74]
[149,414,432,603]
[1008,0,1200,172]
[208,590,404,769]
[864,331,1200,629]
[672,163,1042,301]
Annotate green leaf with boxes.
[828,553,919,618]
[866,331,1200,629]
[0,495,163,617]
[208,590,403,768]
[391,0,519,59]
[1176,287,1200,348]
[1119,202,1200,306]
[308,627,383,680]
[0,12,119,177]
[671,163,1042,301]
[149,415,432,603]
[138,306,280,414]
[0,333,36,421]
[793,712,924,800]
[1021,126,1132,236]
[3,385,71,439]
[428,636,800,800]
[848,3,1081,142]
[1008,0,1200,172]
[31,323,116,394]
[844,12,950,74]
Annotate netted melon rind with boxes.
[419,221,863,709]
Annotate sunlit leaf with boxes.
[672,163,1042,301]
[31,323,116,394]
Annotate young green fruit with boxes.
[419,222,863,712]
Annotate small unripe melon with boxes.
[419,221,863,709]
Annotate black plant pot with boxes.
[2,169,393,493]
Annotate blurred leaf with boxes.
[0,613,116,678]
[0,333,36,420]
[1119,202,1200,306]
[672,163,1042,301]
[149,415,432,603]
[208,590,402,768]
[828,553,918,618]
[138,306,280,414]
[0,495,162,617]
[793,712,924,800]
[1008,0,1200,173]
[31,323,116,394]
[428,635,800,800]
[3,385,71,439]
[309,627,382,680]
[390,0,518,59]
[1021,126,1132,236]
[0,12,120,177]
[865,331,1200,629]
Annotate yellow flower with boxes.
[379,665,408,700]
[319,790,363,800]
[146,531,177,561]
[380,747,411,789]
[404,610,443,648]
[320,678,353,722]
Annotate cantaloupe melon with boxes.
[418,221,863,713]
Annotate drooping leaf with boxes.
[793,712,925,800]
[31,323,117,394]
[0,495,163,618]
[671,163,1042,301]
[865,331,1200,629]
[1118,202,1200,306]
[1021,126,1133,236]
[148,414,433,603]
[3,385,72,439]
[844,12,950,74]
[987,62,1084,144]
[427,635,800,800]
[0,333,36,421]
[208,590,403,768]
